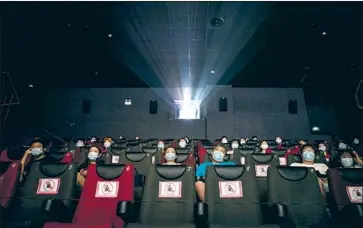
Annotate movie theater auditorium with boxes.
[0,86,361,228]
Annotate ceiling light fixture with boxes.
[108,33,112,38]
[210,70,215,74]
[322,32,327,36]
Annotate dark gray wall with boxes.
[44,86,311,139]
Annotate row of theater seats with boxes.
[0,161,361,227]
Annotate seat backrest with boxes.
[142,146,158,153]
[112,152,152,176]
[72,164,135,226]
[175,148,190,154]
[268,166,328,227]
[287,154,302,165]
[205,165,263,226]
[12,162,78,224]
[0,149,24,162]
[47,152,73,164]
[138,165,195,226]
[175,153,195,165]
[327,168,363,210]
[0,161,21,208]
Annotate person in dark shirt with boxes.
[77,146,102,187]
[20,138,59,182]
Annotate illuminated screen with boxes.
[174,100,201,120]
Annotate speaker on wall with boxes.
[149,100,158,114]
[288,100,298,114]
[82,100,92,114]
[219,97,228,112]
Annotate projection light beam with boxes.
[113,2,273,105]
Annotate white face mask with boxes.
[104,142,111,148]
[260,143,268,150]
[319,146,326,151]
[76,141,84,147]
[240,140,246,144]
[276,138,282,144]
[91,138,96,143]
[179,141,187,148]
[221,138,228,144]
[339,143,347,149]
[353,138,359,144]
[165,153,177,161]
[341,157,354,168]
[119,136,123,139]
[135,137,139,140]
[232,143,239,149]
[158,143,164,149]
[88,151,99,161]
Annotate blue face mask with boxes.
[341,158,354,168]
[212,151,224,162]
[31,148,43,156]
[165,153,177,161]
[302,150,315,162]
[88,152,99,161]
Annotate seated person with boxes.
[339,151,363,168]
[195,145,236,202]
[221,136,228,144]
[251,136,258,141]
[90,136,97,144]
[20,138,59,181]
[259,140,272,154]
[275,136,283,149]
[77,146,102,187]
[76,140,85,147]
[240,137,246,146]
[157,140,165,150]
[227,140,239,155]
[163,147,180,165]
[290,144,329,197]
[178,138,187,148]
[103,137,112,152]
[183,136,190,144]
[338,141,348,150]
[318,142,330,162]
[135,136,140,140]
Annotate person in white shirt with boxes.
[290,144,329,198]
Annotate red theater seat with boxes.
[44,163,135,228]
[0,161,21,209]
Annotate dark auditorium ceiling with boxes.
[1,2,361,105]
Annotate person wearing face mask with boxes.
[338,141,348,150]
[20,138,59,181]
[351,137,362,156]
[259,141,272,154]
[195,146,235,202]
[220,136,228,144]
[339,151,363,168]
[135,136,140,140]
[90,136,97,144]
[77,146,102,187]
[318,143,330,163]
[178,138,187,148]
[163,147,180,165]
[290,144,329,197]
[275,136,283,149]
[103,137,112,152]
[251,136,258,141]
[227,140,239,155]
[76,140,85,147]
[157,140,165,150]
[240,138,246,146]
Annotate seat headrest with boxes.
[176,153,188,162]
[142,147,158,153]
[47,153,66,161]
[112,143,127,148]
[239,148,255,155]
[125,152,147,162]
[276,166,309,181]
[271,149,287,156]
[292,155,302,162]
[175,148,189,154]
[214,165,245,180]
[127,147,142,152]
[112,148,127,155]
[251,154,274,163]
[96,164,126,180]
[155,165,186,180]
[205,148,214,154]
[338,168,363,184]
[39,163,69,177]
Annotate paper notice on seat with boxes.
[219,181,243,198]
[240,157,245,165]
[36,178,61,195]
[112,156,119,164]
[346,186,363,203]
[279,157,287,166]
[158,181,182,198]
[255,165,270,177]
[95,181,119,198]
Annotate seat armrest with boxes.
[357,205,362,217]
[194,202,208,226]
[117,201,135,223]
